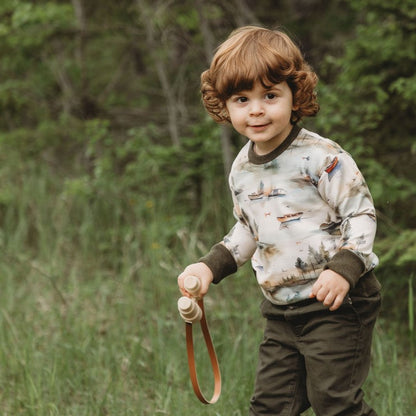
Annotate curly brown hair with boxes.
[201,26,319,124]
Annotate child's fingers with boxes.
[311,280,329,302]
[329,295,345,311]
[310,279,322,298]
[177,274,190,297]
[322,291,336,307]
[177,262,214,298]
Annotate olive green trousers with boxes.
[249,292,381,416]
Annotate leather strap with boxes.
[185,298,221,404]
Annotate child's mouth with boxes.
[250,123,269,131]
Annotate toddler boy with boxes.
[178,26,381,416]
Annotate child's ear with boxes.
[291,107,300,124]
[221,104,230,121]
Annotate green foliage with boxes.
[0,1,415,411]
[0,2,75,128]
[316,0,416,275]
[0,0,413,288]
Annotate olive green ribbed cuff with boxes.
[324,249,365,288]
[199,243,238,284]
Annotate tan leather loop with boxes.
[185,299,221,404]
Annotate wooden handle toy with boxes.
[177,275,222,404]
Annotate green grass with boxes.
[0,172,414,415]
[0,253,414,415]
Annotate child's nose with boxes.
[249,100,265,116]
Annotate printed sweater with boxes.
[201,126,379,305]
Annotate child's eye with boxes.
[236,96,248,103]
[265,93,276,100]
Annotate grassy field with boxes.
[0,255,415,416]
[0,174,414,415]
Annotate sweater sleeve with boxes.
[317,151,379,288]
[199,193,258,284]
[199,243,238,284]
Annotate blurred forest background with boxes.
[0,0,415,414]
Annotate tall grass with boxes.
[0,170,414,415]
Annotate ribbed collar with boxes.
[248,124,301,165]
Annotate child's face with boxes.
[225,81,295,155]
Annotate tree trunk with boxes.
[136,0,181,147]
[196,0,234,177]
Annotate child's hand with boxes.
[310,270,350,311]
[177,262,214,298]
